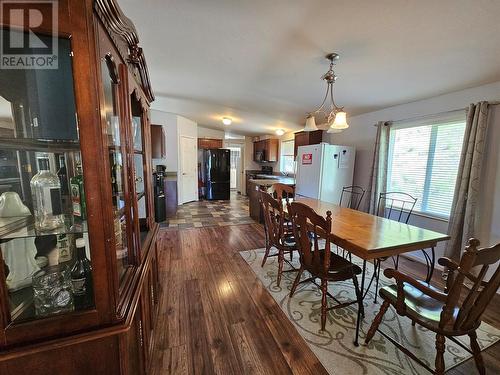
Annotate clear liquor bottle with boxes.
[30,157,65,231]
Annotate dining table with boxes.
[282,195,450,346]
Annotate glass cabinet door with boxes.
[0,31,94,323]
[129,94,152,250]
[100,54,134,285]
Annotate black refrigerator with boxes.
[204,149,230,200]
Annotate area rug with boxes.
[240,248,500,375]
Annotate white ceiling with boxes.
[120,0,500,136]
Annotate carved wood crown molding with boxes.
[94,0,154,102]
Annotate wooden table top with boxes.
[284,196,450,260]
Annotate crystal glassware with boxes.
[32,266,74,317]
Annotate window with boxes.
[280,139,295,174]
[387,113,466,219]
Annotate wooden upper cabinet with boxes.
[151,125,166,158]
[198,138,222,149]
[294,130,323,157]
[253,139,279,162]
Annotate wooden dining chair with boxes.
[272,183,295,200]
[288,201,364,331]
[259,190,298,286]
[339,185,366,211]
[365,238,500,375]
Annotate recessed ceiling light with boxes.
[275,129,285,136]
[222,117,232,125]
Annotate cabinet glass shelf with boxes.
[0,137,80,152]
[0,215,88,241]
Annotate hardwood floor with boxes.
[151,224,500,374]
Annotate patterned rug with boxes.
[240,248,500,375]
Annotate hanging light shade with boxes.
[327,126,343,134]
[304,52,350,133]
[304,114,318,132]
[330,111,349,130]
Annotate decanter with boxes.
[30,156,65,231]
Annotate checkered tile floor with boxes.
[159,191,255,229]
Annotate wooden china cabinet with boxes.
[0,1,160,374]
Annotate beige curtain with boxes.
[367,121,390,214]
[444,102,490,261]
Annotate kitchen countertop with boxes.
[249,176,295,186]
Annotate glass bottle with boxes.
[70,163,86,221]
[30,157,65,231]
[71,238,94,310]
[57,155,68,195]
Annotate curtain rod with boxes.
[373,101,500,126]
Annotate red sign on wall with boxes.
[302,153,313,165]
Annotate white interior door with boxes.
[179,136,198,204]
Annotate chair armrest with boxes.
[438,257,459,270]
[384,269,448,303]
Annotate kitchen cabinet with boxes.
[151,125,166,158]
[245,171,258,197]
[253,139,279,162]
[198,138,223,149]
[0,1,160,374]
[294,130,323,157]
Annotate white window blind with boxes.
[280,139,295,174]
[387,112,466,219]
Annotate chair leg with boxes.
[277,250,284,287]
[261,243,271,267]
[435,334,446,375]
[365,300,390,344]
[289,266,303,297]
[374,260,381,303]
[352,274,364,320]
[469,331,485,375]
[424,247,436,283]
[320,278,328,331]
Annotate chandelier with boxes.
[304,53,349,133]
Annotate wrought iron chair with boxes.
[371,192,437,302]
[339,185,366,210]
[337,185,366,258]
[259,190,298,286]
[366,238,500,375]
[288,201,363,332]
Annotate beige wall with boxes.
[198,126,225,139]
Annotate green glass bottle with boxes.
[70,163,86,221]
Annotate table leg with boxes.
[354,259,366,347]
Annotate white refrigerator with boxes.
[295,143,356,204]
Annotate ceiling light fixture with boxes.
[222,117,232,126]
[275,129,285,136]
[304,53,349,132]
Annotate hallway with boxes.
[160,191,253,229]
